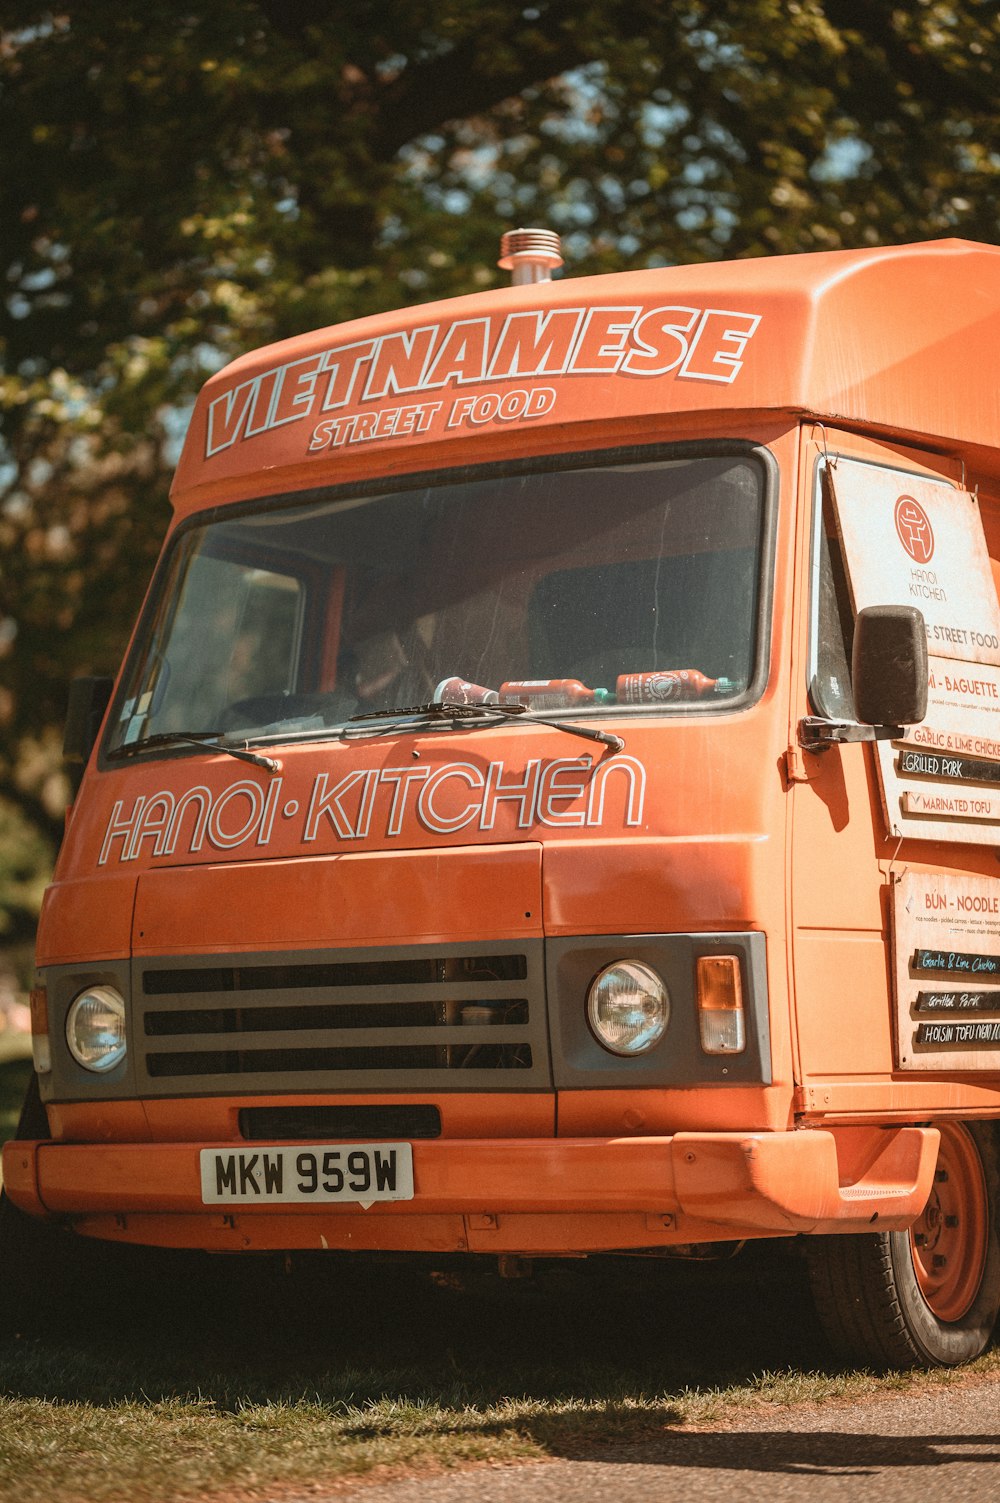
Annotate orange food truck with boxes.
[7,230,1000,1370]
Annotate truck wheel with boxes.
[806,1121,1000,1370]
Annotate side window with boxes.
[810,463,855,720]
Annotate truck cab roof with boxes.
[171,238,1000,514]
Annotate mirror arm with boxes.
[798,716,903,751]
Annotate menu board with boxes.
[830,460,1000,845]
[892,871,1000,1072]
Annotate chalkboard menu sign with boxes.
[892,871,1000,1072]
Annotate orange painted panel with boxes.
[792,931,894,1079]
[670,1126,938,1233]
[556,1084,792,1137]
[132,843,542,955]
[542,834,779,937]
[35,873,136,967]
[45,1100,151,1144]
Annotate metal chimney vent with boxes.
[498,228,563,285]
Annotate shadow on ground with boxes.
[0,1062,862,1421]
[541,1427,1000,1474]
[0,1213,833,1414]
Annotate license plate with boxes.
[200,1142,414,1207]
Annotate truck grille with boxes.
[133,941,549,1095]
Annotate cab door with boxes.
[788,429,965,1102]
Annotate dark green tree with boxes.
[1,0,998,948]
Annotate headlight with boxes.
[586,961,669,1056]
[66,985,127,1073]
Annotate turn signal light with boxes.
[696,956,746,1054]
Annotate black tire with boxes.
[805,1120,1000,1370]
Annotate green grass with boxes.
[0,1241,995,1502]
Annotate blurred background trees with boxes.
[2,0,999,975]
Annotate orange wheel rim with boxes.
[910,1123,988,1323]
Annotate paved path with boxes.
[301,1374,1000,1503]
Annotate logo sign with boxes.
[98,755,648,865]
[833,458,1000,846]
[831,460,1000,667]
[894,494,935,564]
[204,303,764,461]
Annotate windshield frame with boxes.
[99,439,778,768]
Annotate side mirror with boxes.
[852,605,928,727]
[64,675,114,766]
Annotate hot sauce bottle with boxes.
[461,672,735,712]
[616,670,735,703]
[499,679,615,710]
[433,677,500,705]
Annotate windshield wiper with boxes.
[107,731,281,774]
[347,700,624,753]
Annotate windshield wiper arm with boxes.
[107,731,281,774]
[347,700,624,753]
[348,700,524,724]
[526,715,624,753]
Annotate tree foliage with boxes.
[1,0,999,945]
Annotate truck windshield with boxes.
[106,452,768,754]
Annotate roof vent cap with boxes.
[498,228,563,285]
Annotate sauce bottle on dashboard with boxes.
[434,677,500,705]
[616,670,735,703]
[499,679,615,710]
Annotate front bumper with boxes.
[2,1126,939,1254]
